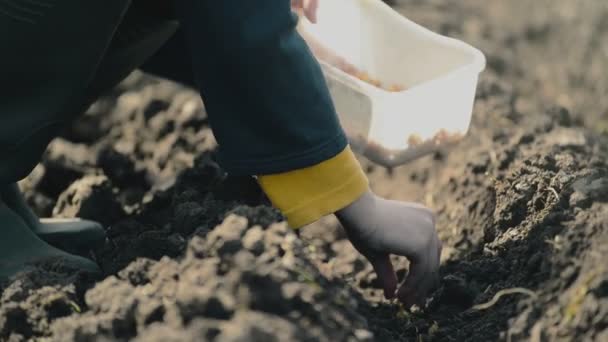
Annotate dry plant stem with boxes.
[470,287,538,311]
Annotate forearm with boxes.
[175,0,368,226]
[176,0,348,175]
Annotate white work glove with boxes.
[336,190,442,307]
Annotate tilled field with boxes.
[2,1,608,341]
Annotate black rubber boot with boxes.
[0,0,131,278]
[0,196,100,282]
[1,183,106,255]
[0,0,176,276]
[0,4,178,256]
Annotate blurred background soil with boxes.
[1,1,608,341]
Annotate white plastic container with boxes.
[297,0,486,167]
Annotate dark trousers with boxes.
[0,0,346,183]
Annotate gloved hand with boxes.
[335,190,442,307]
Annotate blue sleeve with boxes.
[175,0,347,175]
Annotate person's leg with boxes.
[0,193,99,280]
[0,0,131,185]
[85,1,180,99]
[0,4,178,256]
[139,27,197,88]
[0,0,133,280]
[0,184,106,255]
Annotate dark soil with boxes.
[2,1,608,341]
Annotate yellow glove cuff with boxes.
[257,146,369,228]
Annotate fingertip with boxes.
[397,289,415,308]
[384,285,397,300]
[398,287,424,309]
[370,256,398,300]
[381,272,397,300]
[397,263,424,307]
